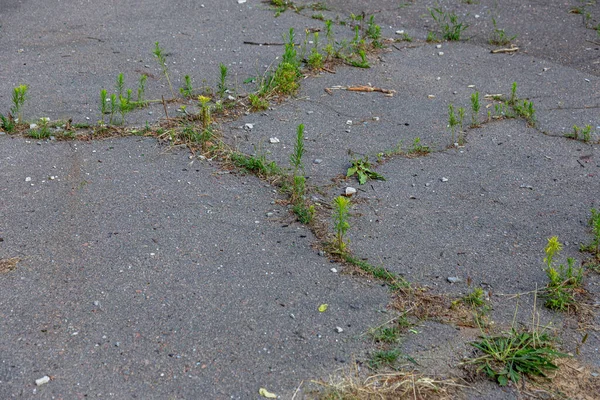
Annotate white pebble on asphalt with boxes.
[35,376,50,386]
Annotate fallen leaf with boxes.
[318,304,328,312]
[259,387,277,398]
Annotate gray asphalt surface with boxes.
[1,0,599,399]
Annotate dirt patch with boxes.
[524,359,600,400]
[0,257,20,274]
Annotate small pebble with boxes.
[447,277,462,284]
[313,159,323,164]
[438,52,444,56]
[244,123,254,130]
[346,120,352,125]
[25,177,31,182]
[345,187,357,196]
[266,212,274,217]
[335,327,344,333]
[395,30,405,35]
[318,250,326,257]
[330,268,338,273]
[35,376,50,386]
[435,44,442,49]
[440,177,448,182]
[269,137,280,144]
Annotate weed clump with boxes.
[543,236,584,312]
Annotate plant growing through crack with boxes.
[566,124,594,143]
[153,41,175,98]
[470,91,480,127]
[543,236,584,312]
[347,157,385,184]
[288,124,314,223]
[217,63,229,98]
[180,75,194,98]
[489,17,517,46]
[580,208,600,257]
[429,6,469,41]
[11,84,28,123]
[332,196,350,254]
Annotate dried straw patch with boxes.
[0,257,20,274]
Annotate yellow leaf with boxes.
[259,387,277,398]
[318,304,328,312]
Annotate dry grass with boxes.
[524,358,600,400]
[310,364,463,400]
[0,257,20,274]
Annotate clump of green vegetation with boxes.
[307,32,324,70]
[343,254,410,291]
[543,236,584,312]
[289,124,314,224]
[366,15,382,47]
[448,103,459,144]
[11,84,28,123]
[231,151,280,177]
[581,208,600,257]
[429,7,469,41]
[408,137,431,155]
[0,114,16,133]
[464,327,566,386]
[180,75,194,98]
[347,157,385,184]
[217,63,229,98]
[248,93,269,111]
[28,118,52,139]
[470,91,480,127]
[332,196,351,254]
[489,17,517,46]
[566,124,593,143]
[153,41,175,98]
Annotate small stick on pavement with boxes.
[326,85,396,96]
[491,46,519,54]
[291,381,303,400]
[243,41,285,46]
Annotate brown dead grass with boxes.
[523,359,600,400]
[0,257,20,274]
[310,365,464,400]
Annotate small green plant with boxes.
[307,32,324,69]
[543,236,584,312]
[509,82,517,105]
[28,118,51,139]
[217,64,229,98]
[290,124,305,174]
[396,32,413,42]
[489,17,517,46]
[470,91,480,127]
[248,93,269,111]
[231,151,280,176]
[0,114,15,133]
[566,124,593,142]
[311,13,325,21]
[289,124,314,224]
[366,15,382,47]
[153,41,175,98]
[448,103,459,144]
[426,31,439,42]
[10,84,28,123]
[272,28,302,94]
[198,95,212,129]
[347,157,385,184]
[369,348,402,369]
[465,328,566,386]
[333,196,351,254]
[180,75,194,97]
[99,89,108,124]
[408,137,431,155]
[137,74,147,104]
[429,7,469,41]
[109,93,118,125]
[370,326,402,344]
[512,99,536,127]
[462,287,486,307]
[580,208,600,256]
[115,73,125,98]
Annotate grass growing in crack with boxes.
[231,151,280,177]
[347,157,385,185]
[370,326,402,344]
[289,124,314,224]
[28,118,51,139]
[368,348,405,369]
[408,137,431,155]
[137,74,147,104]
[11,84,28,123]
[153,41,175,98]
[580,208,600,257]
[343,254,410,291]
[566,124,594,143]
[470,91,480,127]
[462,287,486,307]
[366,15,382,48]
[448,103,459,144]
[307,32,324,70]
[429,6,469,41]
[465,327,567,386]
[543,236,584,312]
[489,17,517,46]
[198,95,211,129]
[248,93,269,111]
[0,114,16,133]
[332,196,351,254]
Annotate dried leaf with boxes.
[318,304,328,312]
[259,387,277,398]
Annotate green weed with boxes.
[0,114,15,133]
[408,137,431,155]
[470,91,480,127]
[465,328,566,386]
[137,74,148,104]
[231,151,280,176]
[217,63,229,98]
[180,75,194,98]
[366,15,382,47]
[248,93,269,111]
[580,208,600,256]
[198,95,212,129]
[543,236,584,312]
[342,254,409,291]
[566,124,593,143]
[11,84,28,123]
[307,32,324,69]
[333,196,350,254]
[448,103,459,144]
[347,157,385,184]
[489,17,517,46]
[28,118,51,139]
[369,326,402,344]
[429,7,468,41]
[153,41,175,98]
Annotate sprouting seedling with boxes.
[471,91,480,127]
[333,196,351,254]
[308,32,324,69]
[180,75,194,98]
[115,73,125,98]
[544,236,562,270]
[109,93,118,125]
[10,84,28,122]
[198,95,211,129]
[509,82,517,105]
[217,64,229,98]
[448,103,458,144]
[99,89,108,124]
[137,74,147,104]
[290,123,305,174]
[153,41,175,98]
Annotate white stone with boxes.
[25,177,31,182]
[269,137,280,144]
[35,376,50,386]
[395,30,405,35]
[335,327,344,333]
[345,187,357,196]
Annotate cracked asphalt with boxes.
[1,0,599,398]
